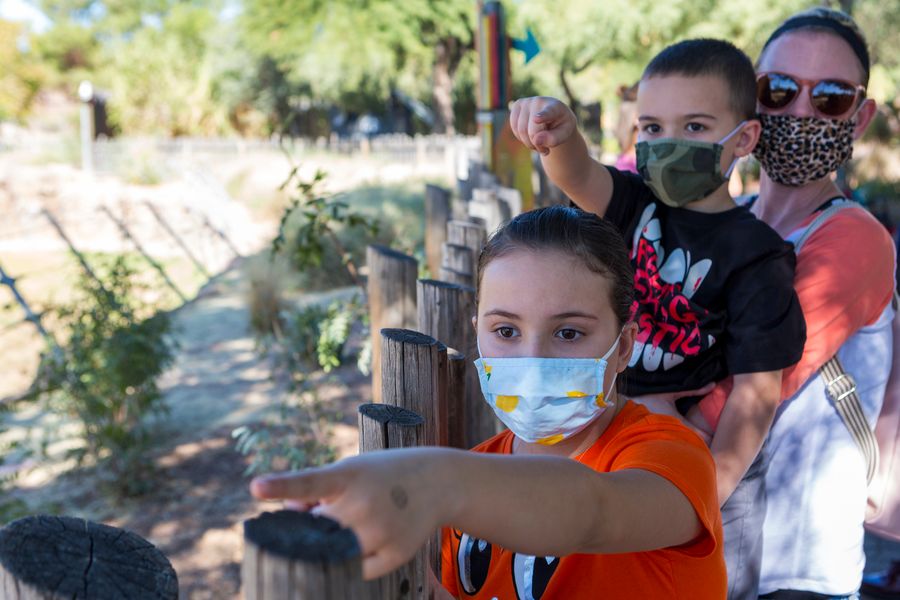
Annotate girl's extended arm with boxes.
[251,447,704,580]
[708,370,781,505]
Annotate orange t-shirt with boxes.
[699,207,895,429]
[440,401,726,599]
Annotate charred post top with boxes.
[243,511,360,563]
[380,328,446,349]
[359,403,426,427]
[0,514,178,599]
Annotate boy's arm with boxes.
[251,446,707,579]
[509,97,615,216]
[708,370,781,506]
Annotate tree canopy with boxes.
[3,0,897,138]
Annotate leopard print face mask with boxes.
[753,114,856,187]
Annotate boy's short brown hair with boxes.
[642,38,757,121]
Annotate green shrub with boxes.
[30,256,176,497]
[232,375,337,476]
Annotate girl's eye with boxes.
[496,326,517,339]
[642,123,661,135]
[555,329,582,341]
[686,122,706,133]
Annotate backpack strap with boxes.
[788,198,854,251]
[791,198,879,484]
[821,356,879,484]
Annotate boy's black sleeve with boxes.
[724,237,807,374]
[595,166,655,235]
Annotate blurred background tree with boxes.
[0,20,47,121]
[0,0,896,140]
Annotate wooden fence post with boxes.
[358,403,427,599]
[446,350,468,449]
[469,187,509,234]
[367,246,418,403]
[380,328,448,448]
[416,279,494,448]
[446,221,486,273]
[0,515,178,600]
[373,333,449,594]
[424,184,451,278]
[439,243,475,288]
[415,279,472,457]
[243,510,365,599]
[359,403,425,453]
[416,279,475,358]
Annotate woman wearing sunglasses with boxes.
[696,7,897,600]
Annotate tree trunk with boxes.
[433,38,459,134]
[559,67,581,116]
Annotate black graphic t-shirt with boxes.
[603,166,806,405]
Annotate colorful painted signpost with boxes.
[477,1,539,211]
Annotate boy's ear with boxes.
[734,119,762,158]
[616,322,638,374]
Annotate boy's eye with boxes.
[685,122,706,133]
[496,326,517,339]
[555,328,582,341]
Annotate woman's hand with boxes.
[250,448,457,580]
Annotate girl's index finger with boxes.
[250,468,345,502]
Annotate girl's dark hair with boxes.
[477,206,635,327]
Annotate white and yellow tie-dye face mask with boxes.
[474,334,621,446]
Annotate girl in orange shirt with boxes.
[252,206,726,599]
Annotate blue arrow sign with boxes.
[511,28,540,64]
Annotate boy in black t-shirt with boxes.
[510,39,805,599]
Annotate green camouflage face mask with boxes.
[636,121,746,208]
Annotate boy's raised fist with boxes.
[509,97,576,155]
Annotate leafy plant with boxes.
[236,167,384,474]
[272,167,380,290]
[29,256,176,497]
[0,404,30,524]
[231,374,338,476]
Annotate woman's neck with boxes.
[754,173,846,237]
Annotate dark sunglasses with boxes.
[756,72,866,119]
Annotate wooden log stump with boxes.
[243,510,365,599]
[439,243,475,288]
[380,328,448,448]
[424,184,452,278]
[358,404,427,599]
[0,515,178,600]
[367,245,418,403]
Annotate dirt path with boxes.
[4,259,369,598]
